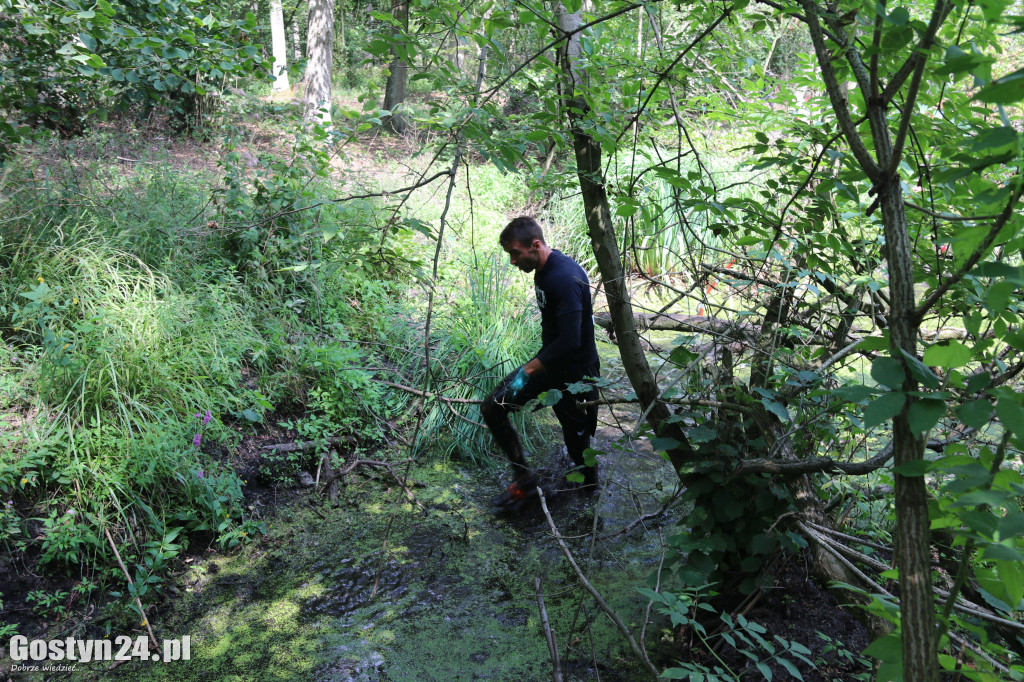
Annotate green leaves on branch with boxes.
[0,0,271,153]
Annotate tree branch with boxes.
[799,0,881,179]
[914,182,1024,322]
[538,488,659,678]
[885,0,954,177]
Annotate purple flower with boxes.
[196,470,205,479]
[194,412,202,420]
[193,433,202,448]
[203,410,212,425]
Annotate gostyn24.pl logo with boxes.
[8,634,191,668]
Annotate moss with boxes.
[110,456,673,681]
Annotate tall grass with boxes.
[0,140,412,627]
[415,253,539,463]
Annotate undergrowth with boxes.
[0,124,418,633]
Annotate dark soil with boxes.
[684,557,872,681]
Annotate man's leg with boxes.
[481,367,546,480]
[553,365,600,488]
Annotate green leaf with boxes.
[887,7,910,24]
[997,512,1024,541]
[965,371,992,393]
[971,126,1019,153]
[651,437,681,451]
[996,397,1024,434]
[899,349,940,389]
[871,357,905,390]
[687,425,717,444]
[863,633,903,662]
[956,399,993,429]
[538,389,562,406]
[833,384,878,403]
[970,261,1024,283]
[864,392,905,428]
[669,345,698,366]
[762,397,791,422]
[908,398,946,435]
[922,340,972,369]
[240,408,261,423]
[893,459,931,476]
[982,542,1024,562]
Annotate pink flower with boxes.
[193,433,202,448]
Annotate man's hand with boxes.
[507,366,529,400]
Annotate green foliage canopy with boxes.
[0,0,271,154]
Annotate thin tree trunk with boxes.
[553,3,695,473]
[304,0,334,124]
[381,0,409,134]
[800,0,944,675]
[291,10,302,62]
[270,0,290,91]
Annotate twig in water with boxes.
[536,577,563,682]
[537,488,659,678]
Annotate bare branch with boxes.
[799,0,881,179]
[904,201,1003,222]
[538,489,659,678]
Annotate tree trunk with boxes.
[381,0,409,134]
[304,0,334,124]
[799,0,943,675]
[880,172,939,680]
[553,3,695,473]
[291,10,302,63]
[269,0,290,91]
[449,32,465,72]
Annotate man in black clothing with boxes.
[481,216,601,493]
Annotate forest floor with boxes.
[1,372,870,681]
[4,405,870,681]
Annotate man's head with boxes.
[500,216,550,273]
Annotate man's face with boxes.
[503,239,542,273]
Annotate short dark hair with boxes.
[500,216,546,247]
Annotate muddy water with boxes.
[129,423,679,682]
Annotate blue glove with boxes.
[507,366,529,400]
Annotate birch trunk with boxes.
[269,0,290,91]
[303,0,334,125]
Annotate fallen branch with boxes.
[376,381,481,404]
[594,311,757,341]
[538,488,659,678]
[318,458,425,512]
[799,520,1024,635]
[104,527,160,654]
[605,486,685,539]
[319,450,340,507]
[535,577,563,682]
[584,396,753,414]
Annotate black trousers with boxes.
[480,361,599,479]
